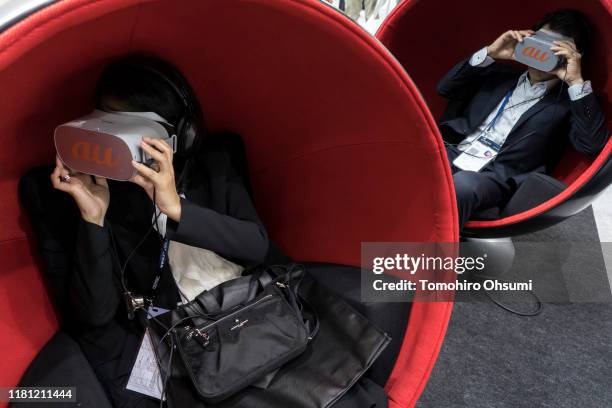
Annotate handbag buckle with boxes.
[186,326,210,347]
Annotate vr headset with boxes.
[514,29,572,72]
[54,110,177,181]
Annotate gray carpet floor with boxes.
[418,208,612,408]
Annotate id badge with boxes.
[453,135,499,172]
[126,329,165,400]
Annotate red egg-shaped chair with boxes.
[0,0,457,407]
[377,0,612,238]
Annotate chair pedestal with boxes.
[461,237,515,278]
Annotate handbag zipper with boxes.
[183,293,275,344]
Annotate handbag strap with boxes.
[196,291,222,314]
[299,294,320,340]
[190,270,273,316]
[266,264,319,340]
[183,263,319,341]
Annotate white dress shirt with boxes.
[153,195,243,303]
[459,47,593,153]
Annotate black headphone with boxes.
[101,55,206,157]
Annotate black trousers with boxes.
[445,146,512,228]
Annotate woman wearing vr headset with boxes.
[45,57,388,408]
[49,56,270,407]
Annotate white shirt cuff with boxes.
[567,80,593,101]
[469,47,495,67]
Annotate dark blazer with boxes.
[437,57,609,186]
[21,142,269,407]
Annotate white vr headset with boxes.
[54,110,177,181]
[513,29,572,72]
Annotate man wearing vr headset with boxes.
[438,9,609,228]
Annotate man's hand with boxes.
[487,30,534,60]
[50,156,110,226]
[551,40,584,86]
[130,137,182,222]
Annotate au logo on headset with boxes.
[520,46,550,62]
[71,141,117,167]
[514,29,571,72]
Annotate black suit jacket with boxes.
[437,57,609,186]
[21,142,269,407]
[70,145,269,325]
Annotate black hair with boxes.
[96,56,208,190]
[533,8,593,56]
[95,61,184,125]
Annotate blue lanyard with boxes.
[487,90,513,132]
[152,237,170,293]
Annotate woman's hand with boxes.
[487,29,534,60]
[130,137,182,222]
[50,156,110,226]
[550,40,584,86]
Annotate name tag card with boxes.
[126,329,164,400]
[453,135,500,172]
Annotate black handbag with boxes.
[211,275,391,408]
[150,266,391,408]
[151,264,317,404]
